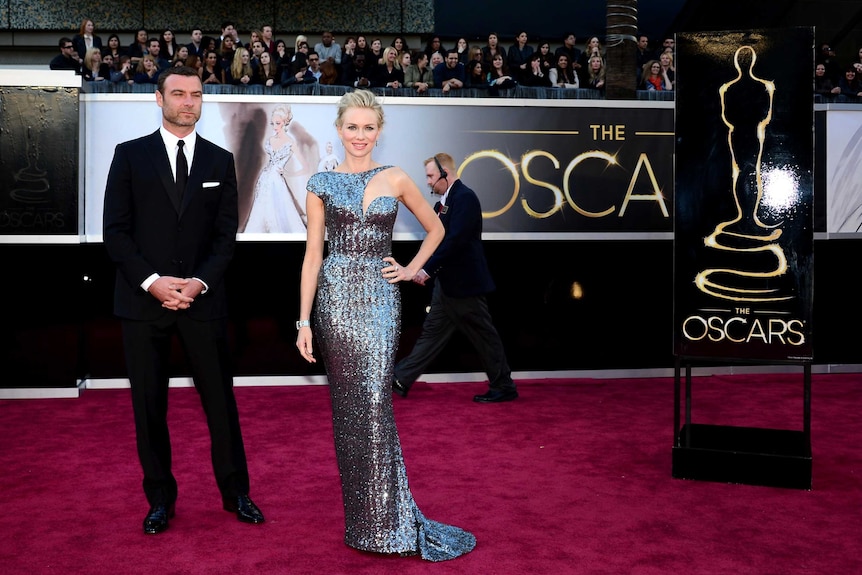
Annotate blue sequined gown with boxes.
[307,167,476,562]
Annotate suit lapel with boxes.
[144,130,182,213]
[440,183,459,224]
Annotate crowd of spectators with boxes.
[815,42,862,101]
[50,18,859,103]
[48,19,687,99]
[47,19,682,99]
[47,18,862,103]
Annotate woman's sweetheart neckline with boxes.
[361,194,398,217]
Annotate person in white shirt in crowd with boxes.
[314,31,342,65]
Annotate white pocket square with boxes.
[202,181,220,188]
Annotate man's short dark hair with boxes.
[221,21,234,31]
[157,66,202,93]
[148,38,160,46]
[58,37,72,48]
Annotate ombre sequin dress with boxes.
[308,167,476,562]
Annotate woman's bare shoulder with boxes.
[380,165,413,188]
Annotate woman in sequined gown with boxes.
[244,105,307,232]
[296,91,476,562]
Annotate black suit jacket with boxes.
[72,34,102,60]
[103,130,238,321]
[425,179,495,298]
[186,42,207,59]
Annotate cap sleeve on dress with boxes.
[307,171,325,198]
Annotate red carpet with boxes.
[1,374,860,574]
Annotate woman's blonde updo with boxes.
[271,104,293,130]
[335,90,385,129]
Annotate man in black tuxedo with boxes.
[147,37,171,72]
[635,34,656,84]
[340,51,371,88]
[555,33,582,78]
[186,28,206,60]
[49,37,81,73]
[393,153,517,403]
[103,67,264,535]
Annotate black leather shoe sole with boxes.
[143,503,175,535]
[392,378,409,398]
[223,495,265,524]
[473,389,519,403]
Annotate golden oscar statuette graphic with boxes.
[695,46,790,302]
[7,90,51,205]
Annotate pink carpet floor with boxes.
[1,374,860,574]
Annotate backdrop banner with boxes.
[673,28,814,362]
[0,86,79,235]
[82,95,674,241]
[826,109,862,232]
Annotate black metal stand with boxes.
[672,357,812,490]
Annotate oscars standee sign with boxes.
[673,29,814,362]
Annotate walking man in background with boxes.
[393,153,517,403]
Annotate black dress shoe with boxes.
[473,388,519,403]
[143,502,175,535]
[392,378,409,398]
[223,494,265,524]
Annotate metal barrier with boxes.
[81,80,615,100]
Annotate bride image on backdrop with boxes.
[243,105,317,233]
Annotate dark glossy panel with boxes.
[4,235,862,388]
[674,29,815,361]
[0,87,78,235]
